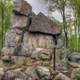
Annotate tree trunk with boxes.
[62,0,68,48]
[1,3,4,48]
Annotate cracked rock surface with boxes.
[0,0,65,80]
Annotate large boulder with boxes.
[12,14,29,30]
[13,0,32,16]
[67,52,80,62]
[20,32,54,58]
[29,12,61,35]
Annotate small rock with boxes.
[1,47,14,63]
[31,48,50,60]
[1,47,14,56]
[1,55,12,63]
[55,73,70,80]
[53,37,64,49]
[15,78,23,80]
[35,66,50,80]
[68,62,80,68]
[3,70,27,80]
[31,70,39,80]
[25,67,35,80]
[0,68,5,80]
[2,70,15,80]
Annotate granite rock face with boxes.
[4,29,22,47]
[12,15,29,29]
[1,0,61,80]
[13,0,32,16]
[29,12,61,35]
[2,0,61,59]
[20,32,54,58]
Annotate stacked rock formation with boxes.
[2,0,32,61]
[0,0,62,80]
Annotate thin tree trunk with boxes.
[62,0,68,48]
[1,2,4,48]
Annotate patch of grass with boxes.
[69,35,80,52]
[75,69,80,80]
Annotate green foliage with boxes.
[0,0,13,51]
[74,69,80,80]
[69,35,80,52]
[69,0,80,26]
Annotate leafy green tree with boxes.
[68,0,80,52]
[48,0,69,47]
[0,0,13,51]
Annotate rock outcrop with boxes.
[0,0,62,80]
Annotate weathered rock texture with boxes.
[2,0,61,60]
[13,0,32,16]
[0,0,62,80]
[29,12,61,35]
